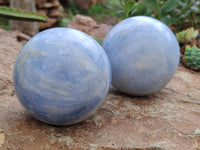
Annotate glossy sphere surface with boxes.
[102,16,180,96]
[14,28,111,125]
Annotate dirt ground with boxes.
[0,28,200,150]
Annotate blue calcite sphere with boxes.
[102,16,180,96]
[13,28,111,125]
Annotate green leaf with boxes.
[160,15,175,26]
[0,7,47,22]
[130,5,137,16]
[177,14,187,19]
[146,9,153,16]
[161,16,170,26]
[143,0,158,11]
[161,0,178,14]
[124,1,134,15]
[136,1,146,14]
[92,36,103,45]
[176,0,187,7]
[191,6,199,13]
[0,17,9,30]
[59,17,72,27]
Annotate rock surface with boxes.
[36,0,63,30]
[68,14,113,40]
[39,18,58,30]
[0,28,200,149]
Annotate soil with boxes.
[0,28,200,150]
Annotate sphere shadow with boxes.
[21,109,97,129]
[109,85,158,101]
[18,85,168,130]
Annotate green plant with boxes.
[176,27,199,43]
[66,0,81,14]
[84,3,118,21]
[119,0,200,28]
[92,36,103,45]
[0,7,47,22]
[0,17,9,30]
[183,45,200,71]
[59,9,74,27]
[104,0,122,9]
[59,17,73,27]
[66,1,119,21]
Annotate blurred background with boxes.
[0,0,200,70]
[0,0,123,37]
[0,0,200,36]
[0,0,199,34]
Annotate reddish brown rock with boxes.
[38,1,60,9]
[68,14,98,32]
[36,0,62,30]
[91,23,112,40]
[50,0,60,3]
[36,0,47,8]
[51,0,60,7]
[0,28,200,150]
[0,0,9,5]
[39,18,58,30]
[48,7,63,17]
[9,30,31,43]
[37,9,48,16]
[68,14,112,40]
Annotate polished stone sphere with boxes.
[13,28,111,125]
[102,16,180,96]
